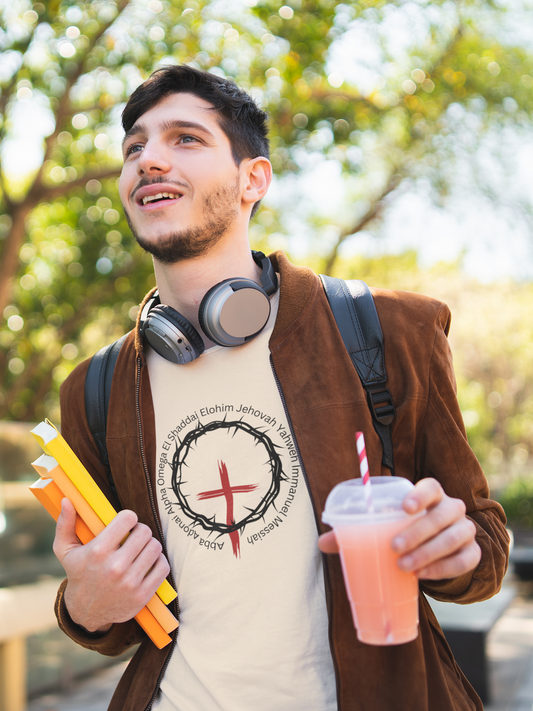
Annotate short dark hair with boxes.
[122,64,270,166]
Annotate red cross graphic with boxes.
[197,460,258,558]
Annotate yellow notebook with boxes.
[31,420,177,606]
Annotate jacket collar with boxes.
[135,286,157,359]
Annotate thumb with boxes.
[53,498,81,560]
[318,530,339,555]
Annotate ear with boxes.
[241,157,272,206]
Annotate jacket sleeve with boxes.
[54,359,146,655]
[55,579,144,656]
[416,303,510,603]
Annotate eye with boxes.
[179,135,199,144]
[125,143,143,156]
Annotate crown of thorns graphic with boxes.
[171,419,286,535]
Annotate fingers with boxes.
[318,531,339,554]
[395,516,479,577]
[90,518,166,586]
[411,538,482,580]
[402,477,444,515]
[130,530,171,596]
[139,548,171,596]
[99,509,139,549]
[394,492,466,558]
[392,478,481,579]
[111,526,166,584]
[57,507,171,631]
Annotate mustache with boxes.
[130,176,190,202]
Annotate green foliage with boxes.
[0,0,533,431]
[1,179,156,421]
[438,278,533,486]
[498,479,533,530]
[327,251,533,485]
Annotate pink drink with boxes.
[335,514,418,645]
[322,476,419,646]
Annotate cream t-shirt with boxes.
[148,291,336,711]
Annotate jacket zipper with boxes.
[136,356,179,711]
[269,355,342,710]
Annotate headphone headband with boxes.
[252,250,277,295]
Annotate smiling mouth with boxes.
[141,192,182,206]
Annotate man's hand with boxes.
[318,478,481,580]
[53,498,171,633]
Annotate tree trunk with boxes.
[0,164,120,322]
[0,203,34,318]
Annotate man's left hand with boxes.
[318,478,482,580]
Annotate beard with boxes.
[125,177,241,265]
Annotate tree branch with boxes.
[0,2,131,315]
[322,171,403,276]
[0,16,49,205]
[30,166,121,202]
[0,16,46,118]
[62,99,123,120]
[310,87,379,111]
[427,25,464,78]
[0,202,37,318]
[0,160,122,319]
[0,164,11,210]
[321,23,467,277]
[32,0,131,189]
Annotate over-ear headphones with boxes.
[140,251,278,364]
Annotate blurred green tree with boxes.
[333,252,533,491]
[0,0,532,425]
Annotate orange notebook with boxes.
[29,477,176,648]
[29,478,93,543]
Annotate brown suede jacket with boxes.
[56,252,509,711]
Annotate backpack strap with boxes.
[84,334,128,506]
[320,275,396,475]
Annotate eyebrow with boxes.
[122,118,216,146]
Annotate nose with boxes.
[137,140,171,176]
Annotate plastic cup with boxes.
[322,476,419,646]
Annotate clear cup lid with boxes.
[322,476,415,526]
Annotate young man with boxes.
[53,65,509,711]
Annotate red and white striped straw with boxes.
[356,431,374,512]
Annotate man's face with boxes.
[119,92,243,263]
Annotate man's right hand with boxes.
[53,498,171,634]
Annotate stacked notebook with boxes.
[29,419,178,649]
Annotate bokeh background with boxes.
[1,0,533,704]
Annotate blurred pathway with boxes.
[27,578,533,711]
[27,662,127,711]
[484,581,533,711]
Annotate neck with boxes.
[153,236,262,348]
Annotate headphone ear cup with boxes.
[142,304,205,364]
[199,278,271,347]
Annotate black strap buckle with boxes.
[367,387,396,426]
